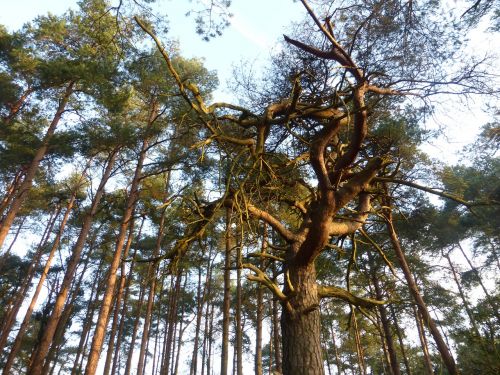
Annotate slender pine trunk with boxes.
[383,199,459,375]
[3,180,80,374]
[27,148,119,375]
[0,82,74,249]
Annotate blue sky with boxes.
[0,0,305,101]
[1,0,498,161]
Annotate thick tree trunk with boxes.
[0,82,74,249]
[281,262,323,375]
[27,149,118,375]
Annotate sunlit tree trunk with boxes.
[0,82,74,249]
[111,217,145,375]
[0,206,60,354]
[124,282,146,375]
[383,196,459,375]
[103,216,137,375]
[84,99,160,375]
[281,262,323,375]
[3,189,77,374]
[27,148,119,375]
[137,208,166,375]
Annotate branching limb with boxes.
[225,199,297,243]
[373,177,476,208]
[359,228,397,277]
[317,285,387,308]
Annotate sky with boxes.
[1,0,497,165]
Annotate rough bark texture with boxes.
[281,263,324,375]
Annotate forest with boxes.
[0,0,499,374]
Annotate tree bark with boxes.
[27,148,118,375]
[281,262,323,375]
[413,304,434,375]
[0,206,60,355]
[383,200,459,375]
[84,98,159,375]
[3,190,77,374]
[0,82,74,249]
[137,208,166,375]
[221,207,233,375]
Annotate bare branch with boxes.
[317,285,387,308]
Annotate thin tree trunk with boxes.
[351,308,367,375]
[444,252,481,337]
[71,257,105,375]
[413,304,434,375]
[111,216,145,375]
[0,206,60,354]
[0,217,25,274]
[272,266,282,374]
[137,208,166,375]
[103,216,138,375]
[383,201,459,375]
[328,317,342,375]
[124,281,146,375]
[235,233,243,375]
[3,189,78,374]
[191,250,213,375]
[200,264,214,375]
[389,305,412,375]
[27,148,119,375]
[42,253,90,375]
[221,207,233,375]
[0,82,74,249]
[206,301,215,375]
[371,266,401,375]
[173,277,189,375]
[163,269,183,374]
[255,224,266,375]
[455,242,500,322]
[84,100,158,375]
